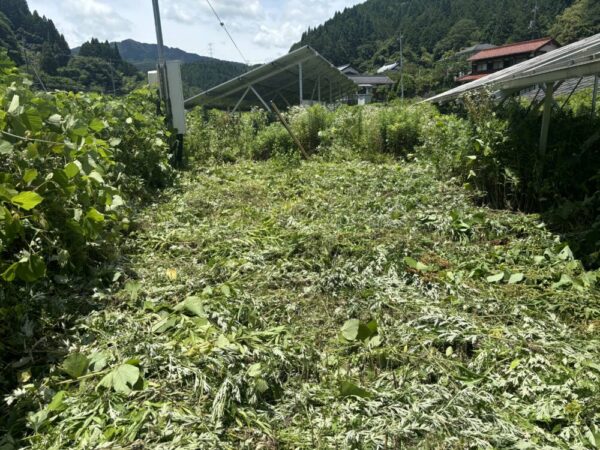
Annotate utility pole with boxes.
[151,0,184,167]
[152,0,166,66]
[399,35,404,100]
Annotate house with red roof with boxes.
[456,37,560,83]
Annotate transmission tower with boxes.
[529,1,540,39]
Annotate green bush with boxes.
[287,104,332,154]
[186,108,268,163]
[251,123,293,160]
[0,51,173,284]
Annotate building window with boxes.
[476,62,487,73]
[493,60,504,70]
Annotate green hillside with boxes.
[292,0,571,68]
[74,39,250,96]
[0,0,70,72]
[291,0,600,96]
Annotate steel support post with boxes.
[539,82,554,157]
[250,86,272,113]
[299,63,304,104]
[318,75,321,103]
[592,74,599,118]
[232,87,250,113]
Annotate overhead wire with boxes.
[204,0,249,66]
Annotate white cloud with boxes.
[254,22,304,49]
[164,0,264,25]
[60,0,132,43]
[252,0,365,50]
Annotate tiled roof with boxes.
[469,38,556,61]
[348,75,394,85]
[456,73,488,83]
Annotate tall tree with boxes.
[551,0,600,44]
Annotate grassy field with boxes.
[7,156,600,449]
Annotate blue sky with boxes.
[28,0,365,64]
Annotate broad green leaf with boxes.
[557,246,574,261]
[47,114,62,126]
[89,118,105,132]
[0,184,18,201]
[552,274,573,289]
[15,254,46,282]
[183,296,206,317]
[97,364,141,394]
[486,272,505,283]
[89,352,109,372]
[1,262,18,282]
[247,363,262,378]
[404,256,429,272]
[509,359,521,371]
[11,191,43,210]
[357,320,378,341]
[72,127,88,137]
[47,391,67,412]
[85,208,105,223]
[216,334,231,348]
[24,110,43,132]
[341,319,360,341]
[7,94,19,114]
[446,346,454,357]
[64,162,80,179]
[108,195,125,210]
[152,316,177,334]
[62,353,89,379]
[0,140,13,154]
[23,169,38,184]
[339,381,371,399]
[220,284,232,297]
[87,170,105,184]
[508,273,525,284]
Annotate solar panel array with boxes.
[184,46,356,111]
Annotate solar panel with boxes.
[184,46,356,111]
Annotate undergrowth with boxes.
[4,156,599,449]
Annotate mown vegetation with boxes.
[2,51,599,448]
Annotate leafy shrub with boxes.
[251,123,293,160]
[186,108,268,163]
[0,51,173,284]
[287,104,332,154]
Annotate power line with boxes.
[204,0,249,65]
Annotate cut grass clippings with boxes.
[4,158,600,449]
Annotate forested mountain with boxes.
[0,0,245,97]
[181,59,249,97]
[54,38,143,94]
[0,0,70,73]
[0,0,135,93]
[292,0,572,69]
[113,39,208,72]
[291,0,600,96]
[78,39,250,96]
